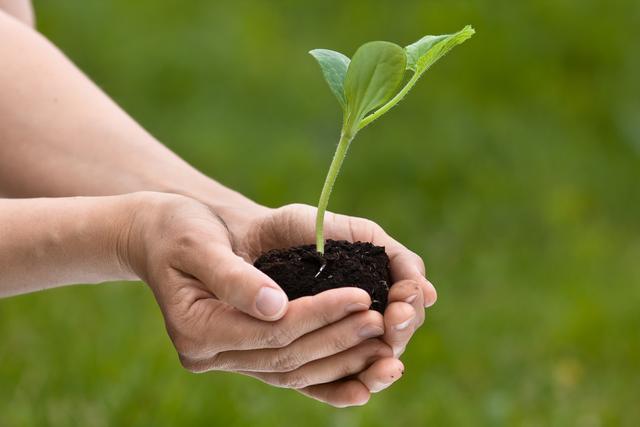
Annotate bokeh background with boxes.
[1,0,639,425]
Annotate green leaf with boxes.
[405,35,450,71]
[343,41,407,133]
[405,25,475,74]
[357,25,475,131]
[309,49,351,109]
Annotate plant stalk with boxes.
[314,71,421,253]
[315,131,354,253]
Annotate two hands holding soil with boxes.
[0,5,436,408]
[130,196,436,406]
[0,193,436,407]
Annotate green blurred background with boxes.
[1,0,639,425]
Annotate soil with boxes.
[253,239,391,313]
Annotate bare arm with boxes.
[0,194,136,297]
[0,10,258,220]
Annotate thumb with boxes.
[185,243,289,321]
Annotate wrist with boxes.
[82,194,143,283]
[46,195,142,284]
[113,191,178,282]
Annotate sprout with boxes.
[310,25,475,253]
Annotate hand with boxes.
[120,192,393,407]
[224,203,437,404]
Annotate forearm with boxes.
[0,194,137,297]
[0,11,262,220]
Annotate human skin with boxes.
[0,5,437,407]
[0,192,396,406]
[0,0,32,26]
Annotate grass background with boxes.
[1,0,639,425]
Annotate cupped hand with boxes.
[225,203,437,404]
[120,192,394,407]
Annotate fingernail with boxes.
[393,345,407,358]
[256,287,287,317]
[393,316,414,331]
[358,324,384,339]
[345,302,370,314]
[404,294,418,304]
[369,380,393,393]
[424,279,437,308]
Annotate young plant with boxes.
[310,25,475,253]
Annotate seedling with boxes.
[255,25,475,312]
[310,25,475,253]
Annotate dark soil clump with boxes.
[254,239,391,313]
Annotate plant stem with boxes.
[358,70,421,130]
[314,72,421,254]
[315,131,354,253]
